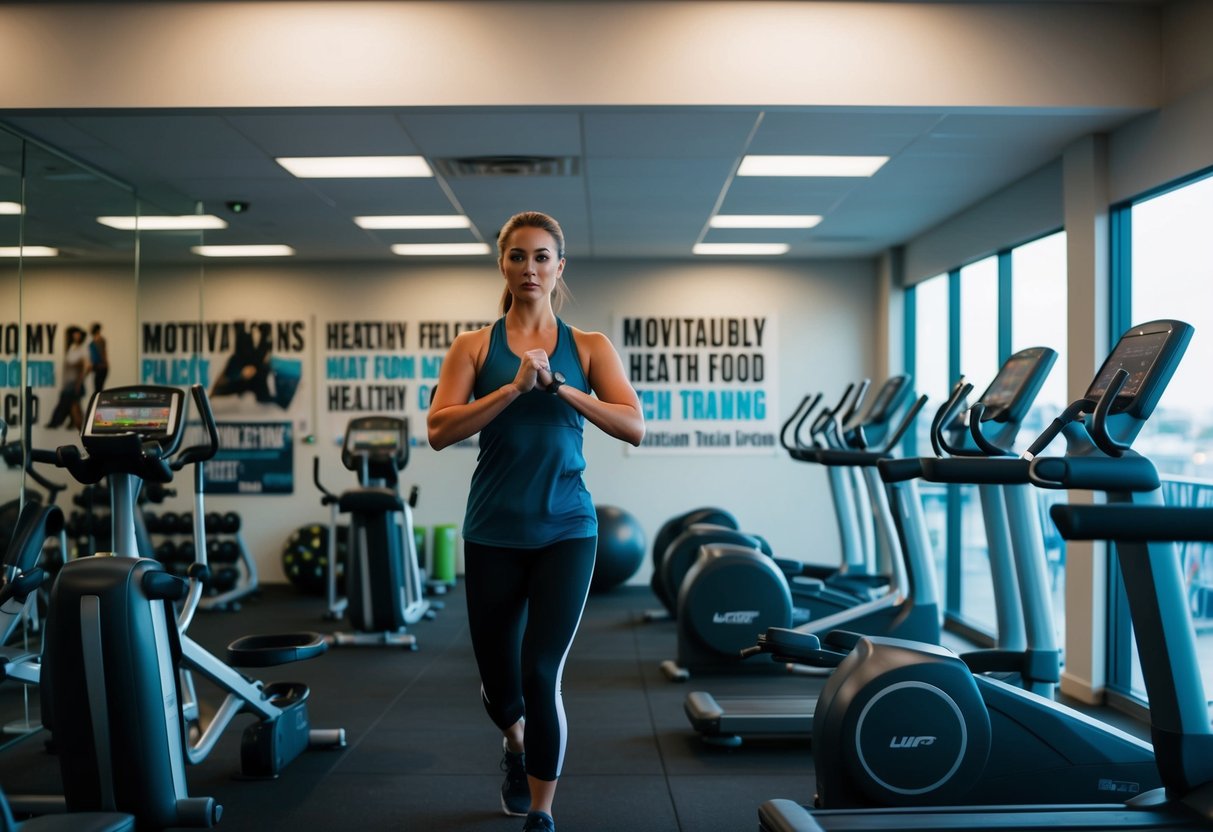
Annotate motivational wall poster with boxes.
[616,313,780,454]
[185,420,294,495]
[0,321,62,428]
[321,318,491,450]
[142,319,307,493]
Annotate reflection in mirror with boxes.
[0,128,22,515]
[20,138,137,570]
[0,126,140,738]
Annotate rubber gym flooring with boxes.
[0,582,829,831]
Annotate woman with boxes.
[428,211,644,832]
[88,322,109,394]
[46,326,90,430]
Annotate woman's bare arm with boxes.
[426,329,546,450]
[546,330,645,446]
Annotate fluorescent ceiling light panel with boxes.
[277,156,433,178]
[737,155,889,177]
[97,215,228,231]
[191,245,295,257]
[693,243,789,256]
[709,215,822,229]
[392,243,491,256]
[355,215,471,230]
[0,202,23,215]
[0,246,58,257]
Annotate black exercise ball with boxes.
[282,523,332,596]
[591,505,647,593]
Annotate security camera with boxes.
[225,201,250,214]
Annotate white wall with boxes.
[129,257,877,585]
[0,2,1162,110]
[1109,78,1213,206]
[901,160,1064,285]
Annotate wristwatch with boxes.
[546,371,566,395]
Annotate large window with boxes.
[912,274,951,599]
[957,257,1000,633]
[1111,171,1213,703]
[1010,231,1069,640]
[1010,232,1069,441]
[906,231,1068,646]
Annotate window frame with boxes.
[1104,164,1213,709]
[904,229,1065,644]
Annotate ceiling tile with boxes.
[401,112,583,158]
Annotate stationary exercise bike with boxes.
[313,415,432,648]
[39,384,345,829]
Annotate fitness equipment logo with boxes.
[712,610,760,624]
[888,736,937,748]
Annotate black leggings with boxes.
[464,537,597,782]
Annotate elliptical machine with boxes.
[682,346,1059,746]
[778,375,917,600]
[646,506,743,621]
[0,501,63,689]
[646,376,914,635]
[659,386,929,682]
[40,385,345,829]
[313,415,431,648]
[755,321,1191,828]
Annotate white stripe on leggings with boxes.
[552,572,593,778]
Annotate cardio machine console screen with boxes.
[342,416,408,469]
[866,376,906,421]
[979,348,1051,417]
[86,387,183,438]
[347,428,400,453]
[1086,330,1170,402]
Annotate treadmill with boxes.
[759,319,1213,830]
[684,346,1058,744]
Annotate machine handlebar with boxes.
[931,378,971,458]
[171,385,219,470]
[967,403,1012,457]
[1050,504,1213,543]
[779,393,822,452]
[1091,368,1133,458]
[1027,454,1161,492]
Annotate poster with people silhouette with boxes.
[0,321,104,433]
[141,318,307,494]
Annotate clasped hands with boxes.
[513,348,555,393]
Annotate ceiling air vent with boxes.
[435,155,580,178]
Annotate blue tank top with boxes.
[463,317,598,547]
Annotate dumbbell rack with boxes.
[144,509,260,611]
[68,483,113,558]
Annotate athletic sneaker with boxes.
[522,810,555,832]
[499,738,529,817]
